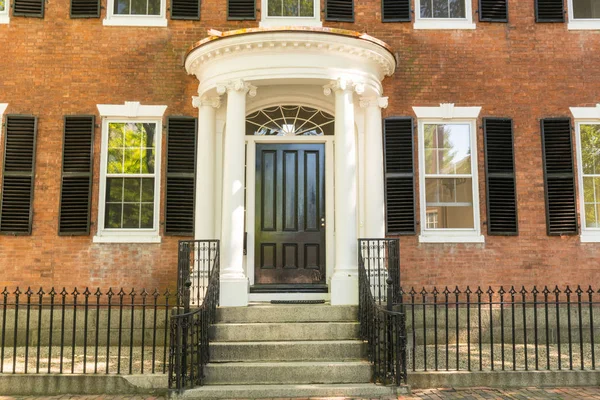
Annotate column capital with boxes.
[192,95,222,109]
[323,78,365,96]
[216,79,257,97]
[359,96,388,109]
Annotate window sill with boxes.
[568,20,600,30]
[93,235,162,243]
[103,16,167,27]
[414,20,476,30]
[419,234,485,244]
[579,233,600,243]
[0,14,9,24]
[259,18,322,28]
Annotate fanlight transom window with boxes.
[246,105,334,136]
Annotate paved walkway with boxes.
[3,388,600,399]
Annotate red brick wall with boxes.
[0,0,598,290]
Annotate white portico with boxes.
[185,27,396,307]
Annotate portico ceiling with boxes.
[185,27,397,97]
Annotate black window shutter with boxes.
[171,0,200,20]
[70,0,100,17]
[384,117,415,235]
[382,0,410,22]
[165,116,197,236]
[13,0,44,17]
[326,0,354,22]
[0,115,38,235]
[58,116,94,235]
[479,0,508,22]
[535,0,564,22]
[483,118,518,235]
[228,0,255,20]
[541,118,577,235]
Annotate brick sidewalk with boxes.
[2,388,600,399]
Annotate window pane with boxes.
[426,206,475,228]
[0,0,5,12]
[268,0,279,16]
[449,0,465,18]
[299,0,313,16]
[424,124,471,175]
[426,178,473,205]
[573,0,600,18]
[433,0,448,18]
[141,178,154,202]
[141,149,155,173]
[282,0,299,16]
[585,204,598,227]
[107,149,124,173]
[581,124,600,175]
[123,204,140,228]
[105,204,122,228]
[420,0,432,17]
[131,0,147,15]
[114,0,130,13]
[106,178,123,202]
[140,203,154,228]
[123,178,141,202]
[148,0,160,15]
[268,0,313,16]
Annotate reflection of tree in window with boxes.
[420,0,465,18]
[573,0,600,19]
[268,0,314,17]
[105,123,156,230]
[114,0,160,15]
[580,124,600,228]
[0,0,5,12]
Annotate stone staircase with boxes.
[175,303,406,399]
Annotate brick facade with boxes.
[0,0,598,290]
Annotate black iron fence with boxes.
[402,285,600,372]
[169,240,220,391]
[358,238,407,385]
[0,286,172,375]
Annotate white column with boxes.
[192,95,221,240]
[360,96,388,238]
[216,79,256,307]
[324,78,363,305]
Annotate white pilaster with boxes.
[360,96,388,238]
[193,95,221,240]
[217,79,257,307]
[324,79,363,305]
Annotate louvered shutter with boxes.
[13,0,44,17]
[58,116,94,235]
[382,0,410,22]
[479,0,508,22]
[70,0,99,17]
[483,118,518,235]
[228,0,255,20]
[535,0,564,22]
[326,0,353,21]
[0,115,37,235]
[165,117,197,236]
[171,0,200,20]
[541,118,577,235]
[384,117,416,235]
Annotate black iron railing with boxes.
[403,285,600,372]
[169,240,220,391]
[358,238,407,385]
[0,287,171,375]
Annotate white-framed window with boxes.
[414,0,475,29]
[414,104,483,243]
[260,0,322,27]
[572,104,600,241]
[95,102,167,243]
[568,0,600,29]
[103,0,167,27]
[0,0,9,24]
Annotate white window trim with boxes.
[572,105,600,242]
[94,102,167,244]
[414,104,484,243]
[103,0,167,27]
[259,0,322,27]
[413,0,475,30]
[0,2,9,24]
[568,0,600,30]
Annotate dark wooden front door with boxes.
[254,143,326,290]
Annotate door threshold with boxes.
[248,292,331,302]
[250,284,328,293]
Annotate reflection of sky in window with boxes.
[444,125,470,166]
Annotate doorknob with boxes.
[321,217,325,227]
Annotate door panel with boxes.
[255,143,326,287]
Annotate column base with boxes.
[219,276,249,307]
[330,272,358,305]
